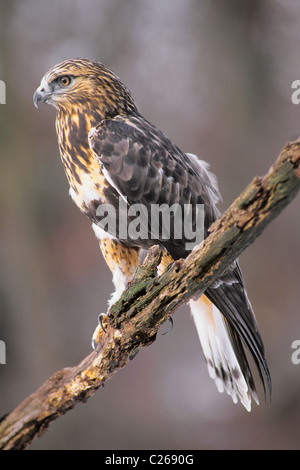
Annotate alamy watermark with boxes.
[0,340,5,364]
[291,80,300,104]
[0,80,5,104]
[95,196,205,251]
[291,340,300,365]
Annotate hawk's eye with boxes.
[58,75,72,87]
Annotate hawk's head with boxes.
[33,58,137,118]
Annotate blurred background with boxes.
[0,0,300,450]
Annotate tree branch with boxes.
[1,140,300,450]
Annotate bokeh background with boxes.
[0,0,300,450]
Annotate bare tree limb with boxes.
[1,140,300,450]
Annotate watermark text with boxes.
[0,80,5,104]
[95,197,205,251]
[0,340,6,364]
[291,340,300,365]
[291,80,300,104]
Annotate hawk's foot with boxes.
[91,313,109,351]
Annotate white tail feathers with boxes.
[189,296,259,411]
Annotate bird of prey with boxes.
[33,58,271,411]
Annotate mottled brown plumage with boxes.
[33,58,271,410]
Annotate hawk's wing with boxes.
[89,114,271,402]
[88,114,220,258]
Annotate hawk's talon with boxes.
[129,348,140,360]
[98,313,107,333]
[91,313,109,351]
[161,317,173,336]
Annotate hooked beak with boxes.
[33,87,44,109]
[33,79,52,109]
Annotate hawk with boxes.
[33,58,271,411]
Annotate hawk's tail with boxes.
[189,294,267,411]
